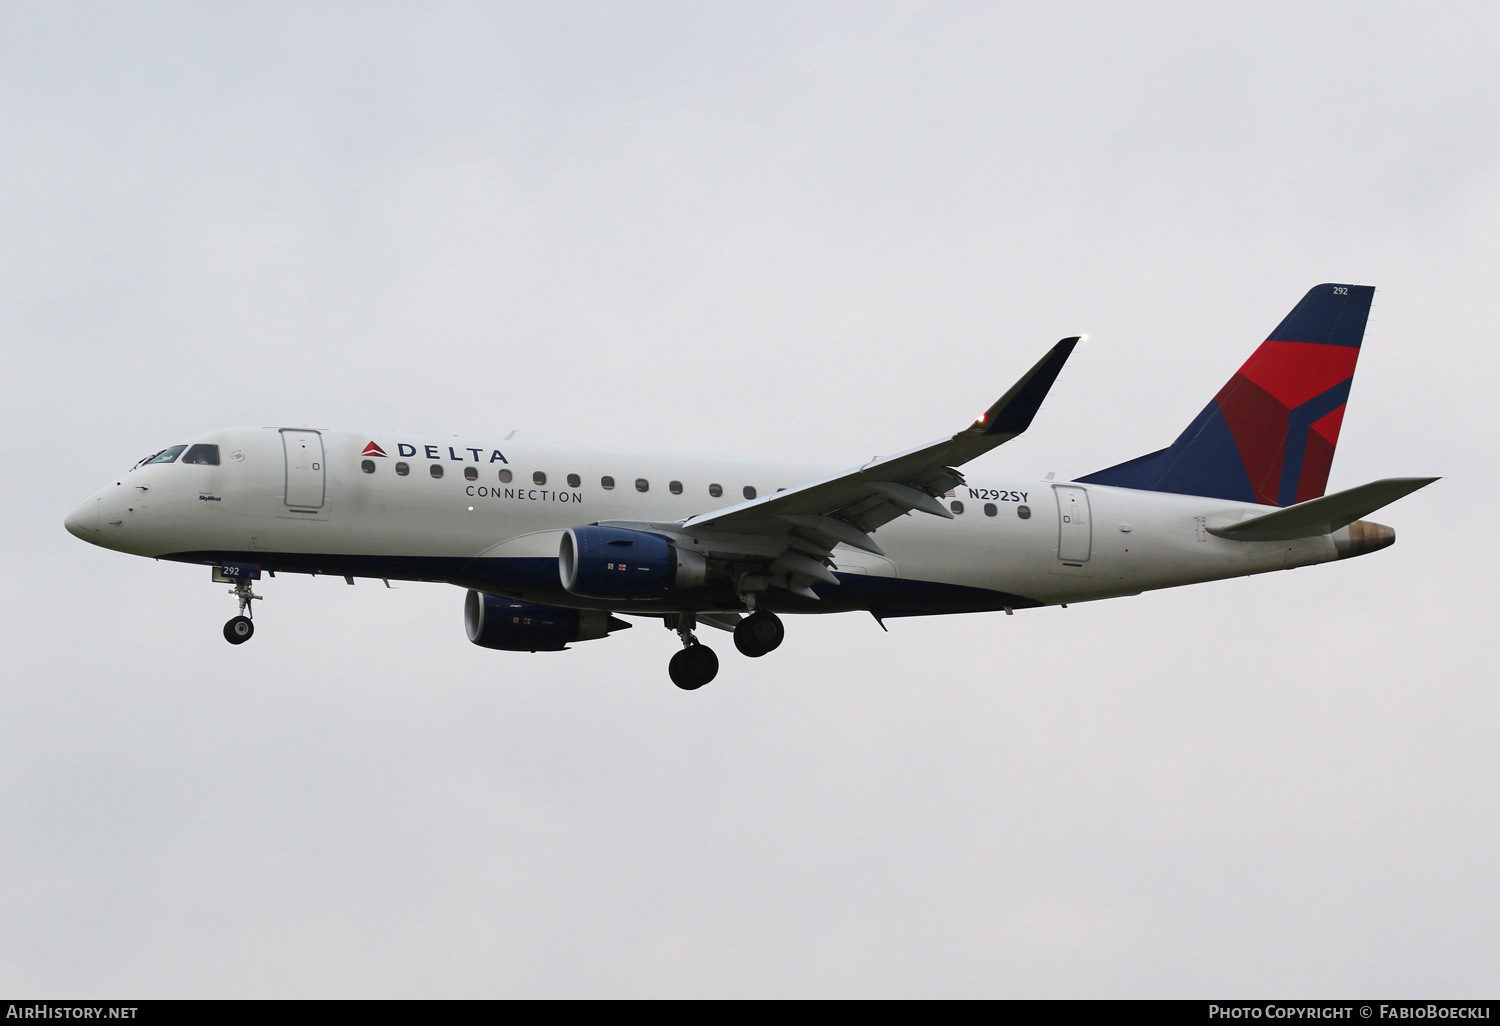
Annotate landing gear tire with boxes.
[224,615,254,645]
[669,644,719,690]
[734,610,784,658]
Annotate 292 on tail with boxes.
[64,284,1435,689]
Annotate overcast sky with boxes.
[2,1,1497,998]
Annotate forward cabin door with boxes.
[281,429,326,510]
[1054,485,1092,564]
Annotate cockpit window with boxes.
[146,445,188,465]
[181,444,220,466]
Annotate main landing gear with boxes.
[665,613,718,690]
[223,577,260,645]
[733,610,784,658]
[664,608,786,689]
[669,645,719,691]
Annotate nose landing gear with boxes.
[665,613,718,690]
[222,574,261,645]
[224,615,254,644]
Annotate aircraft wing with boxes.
[601,338,1078,598]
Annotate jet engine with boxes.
[558,525,707,601]
[464,590,631,652]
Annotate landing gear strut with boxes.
[733,610,784,658]
[223,577,260,645]
[665,613,718,690]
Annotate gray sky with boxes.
[2,1,1496,998]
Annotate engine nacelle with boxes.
[558,525,708,601]
[464,591,630,652]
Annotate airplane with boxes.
[64,284,1435,689]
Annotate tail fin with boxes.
[1078,283,1374,507]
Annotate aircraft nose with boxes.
[64,496,100,540]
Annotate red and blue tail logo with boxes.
[1079,284,1374,507]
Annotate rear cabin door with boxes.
[281,429,326,509]
[1054,485,1092,564]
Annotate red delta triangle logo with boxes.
[362,441,388,457]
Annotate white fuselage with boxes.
[65,426,1346,617]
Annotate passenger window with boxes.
[950,500,964,514]
[361,460,376,474]
[1017,504,1031,520]
[709,483,723,498]
[395,462,410,476]
[148,445,188,465]
[601,476,615,490]
[635,478,649,493]
[181,444,220,465]
[464,466,478,481]
[567,473,581,488]
[533,471,546,486]
[430,465,444,478]
[743,485,756,500]
[498,469,512,483]
[669,480,683,495]
[984,502,997,517]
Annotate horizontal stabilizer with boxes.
[1208,477,1438,541]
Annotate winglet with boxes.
[962,337,1080,439]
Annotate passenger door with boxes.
[281,429,326,511]
[1054,485,1092,564]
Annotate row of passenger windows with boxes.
[134,449,1025,520]
[360,460,761,498]
[132,447,1031,523]
[949,499,1032,519]
[355,460,1034,519]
